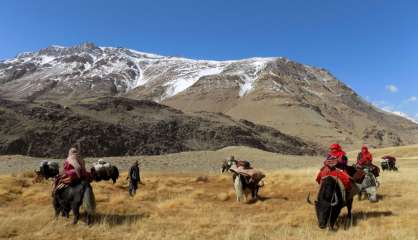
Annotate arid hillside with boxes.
[0,97,318,158]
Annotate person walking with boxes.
[127,161,140,196]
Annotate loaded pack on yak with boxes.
[91,159,119,183]
[221,156,265,202]
[381,155,398,171]
[33,160,60,183]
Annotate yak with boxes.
[308,176,358,230]
[53,180,96,224]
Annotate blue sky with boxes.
[1,0,417,120]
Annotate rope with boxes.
[324,176,339,229]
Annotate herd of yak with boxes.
[33,156,398,230]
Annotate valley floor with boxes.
[0,145,418,239]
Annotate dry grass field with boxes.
[0,145,417,240]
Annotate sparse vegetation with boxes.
[0,145,418,239]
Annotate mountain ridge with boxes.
[0,97,319,158]
[1,42,417,150]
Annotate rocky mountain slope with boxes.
[1,43,417,150]
[0,97,317,158]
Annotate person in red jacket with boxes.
[52,147,90,195]
[357,145,373,167]
[62,147,89,184]
[356,145,380,177]
[316,144,351,190]
[327,143,348,170]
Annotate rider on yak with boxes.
[53,147,91,194]
[356,145,380,177]
[316,144,352,191]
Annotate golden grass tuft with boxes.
[216,192,230,201]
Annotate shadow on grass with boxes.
[246,195,289,204]
[337,210,394,230]
[351,210,393,225]
[376,193,402,201]
[81,212,150,226]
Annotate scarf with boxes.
[66,148,85,177]
[361,145,373,162]
[324,143,346,167]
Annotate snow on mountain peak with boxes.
[0,43,327,101]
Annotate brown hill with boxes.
[0,97,318,158]
[163,59,418,150]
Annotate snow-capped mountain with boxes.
[1,43,417,149]
[0,42,355,104]
[0,42,277,101]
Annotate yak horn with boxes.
[330,193,339,206]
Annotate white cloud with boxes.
[407,96,417,102]
[385,84,398,93]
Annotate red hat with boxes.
[330,143,342,151]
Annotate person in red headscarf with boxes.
[62,147,89,184]
[356,145,373,167]
[52,147,91,195]
[327,143,348,170]
[356,145,380,177]
[316,144,351,190]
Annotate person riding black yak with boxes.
[52,147,96,224]
[312,143,357,229]
[316,144,351,191]
[356,145,380,177]
[53,147,92,194]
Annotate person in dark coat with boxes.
[127,161,140,196]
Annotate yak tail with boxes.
[83,184,96,215]
[234,175,244,202]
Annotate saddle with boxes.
[236,160,251,169]
[356,164,380,177]
[52,174,72,196]
[52,172,92,196]
[230,165,265,184]
[352,169,366,184]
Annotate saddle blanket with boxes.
[316,167,352,190]
[229,165,265,182]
